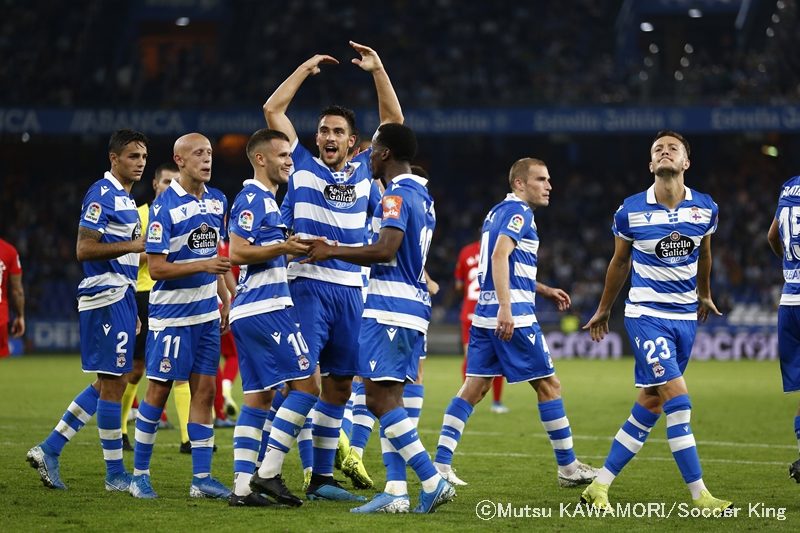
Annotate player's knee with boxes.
[459,377,491,405]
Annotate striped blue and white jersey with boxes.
[774,175,800,306]
[229,179,293,321]
[145,178,228,329]
[472,193,539,329]
[77,172,140,311]
[280,141,382,287]
[364,175,435,334]
[613,184,718,320]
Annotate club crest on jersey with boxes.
[324,184,357,209]
[651,362,665,378]
[84,202,102,224]
[507,214,525,233]
[655,231,695,264]
[238,210,254,232]
[382,195,403,219]
[147,221,163,243]
[116,354,126,368]
[132,219,142,240]
[187,223,219,255]
[160,358,172,373]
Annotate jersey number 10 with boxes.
[778,206,800,262]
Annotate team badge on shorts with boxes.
[298,355,310,371]
[507,214,525,233]
[651,363,665,378]
[160,358,172,373]
[116,355,127,368]
[84,202,102,223]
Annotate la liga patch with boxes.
[238,210,254,231]
[84,202,102,224]
[382,195,403,219]
[506,213,525,233]
[147,221,163,243]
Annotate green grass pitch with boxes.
[1,355,798,531]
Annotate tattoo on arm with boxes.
[78,226,103,242]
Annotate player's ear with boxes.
[683,157,690,170]
[648,161,654,173]
[348,134,357,149]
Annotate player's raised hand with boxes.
[301,54,339,76]
[350,41,383,72]
[697,296,722,323]
[582,309,611,342]
[204,255,231,274]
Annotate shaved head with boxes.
[173,132,213,185]
[174,132,210,157]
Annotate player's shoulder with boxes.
[205,185,227,201]
[621,190,649,210]
[686,188,716,209]
[779,175,800,197]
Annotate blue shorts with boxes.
[145,320,220,381]
[778,306,800,392]
[232,307,316,393]
[624,315,695,388]
[289,278,363,376]
[358,318,422,382]
[465,323,555,384]
[415,334,428,361]
[79,288,137,375]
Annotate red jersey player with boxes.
[0,238,24,357]
[454,240,507,413]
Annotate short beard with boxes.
[654,165,679,179]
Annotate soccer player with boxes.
[226,128,322,507]
[263,40,401,501]
[213,238,240,429]
[433,158,596,490]
[121,162,186,452]
[27,129,147,491]
[767,174,800,482]
[454,238,508,413]
[304,123,455,514]
[128,133,231,500]
[0,237,24,357]
[581,131,731,511]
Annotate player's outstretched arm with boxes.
[696,235,722,323]
[76,226,144,261]
[300,227,404,266]
[582,237,632,341]
[767,217,783,258]
[536,282,571,311]
[217,274,231,334]
[491,235,516,342]
[263,54,340,145]
[229,233,309,265]
[350,41,403,125]
[148,253,230,280]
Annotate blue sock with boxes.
[297,415,313,471]
[233,405,268,487]
[434,396,473,466]
[311,400,345,476]
[342,390,355,439]
[794,415,800,453]
[97,399,124,475]
[350,381,376,454]
[539,398,576,467]
[133,401,163,475]
[601,402,660,481]
[381,407,439,491]
[257,390,286,465]
[260,391,317,478]
[380,425,406,483]
[403,384,424,428]
[664,395,702,484]
[43,384,100,456]
[188,423,215,479]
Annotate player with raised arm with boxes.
[27,129,147,492]
[432,158,596,489]
[767,174,800,482]
[224,128,322,507]
[454,238,508,413]
[581,131,731,512]
[305,123,454,514]
[128,133,232,500]
[0,237,24,357]
[263,41,400,501]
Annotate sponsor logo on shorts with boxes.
[187,223,218,255]
[102,324,111,336]
[369,360,377,371]
[147,222,163,243]
[238,210,254,231]
[160,358,172,373]
[387,327,397,341]
[84,202,102,224]
[324,184,357,209]
[527,333,537,345]
[271,331,281,344]
[507,213,525,233]
[655,231,695,264]
[382,195,403,219]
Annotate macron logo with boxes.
[644,212,652,223]
[102,324,111,335]
[387,328,397,341]
[153,331,160,340]
[634,336,640,348]
[683,425,689,433]
[246,193,256,204]
[100,186,110,196]
[153,205,162,216]
[527,333,536,345]
[369,360,377,371]
[271,332,281,344]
